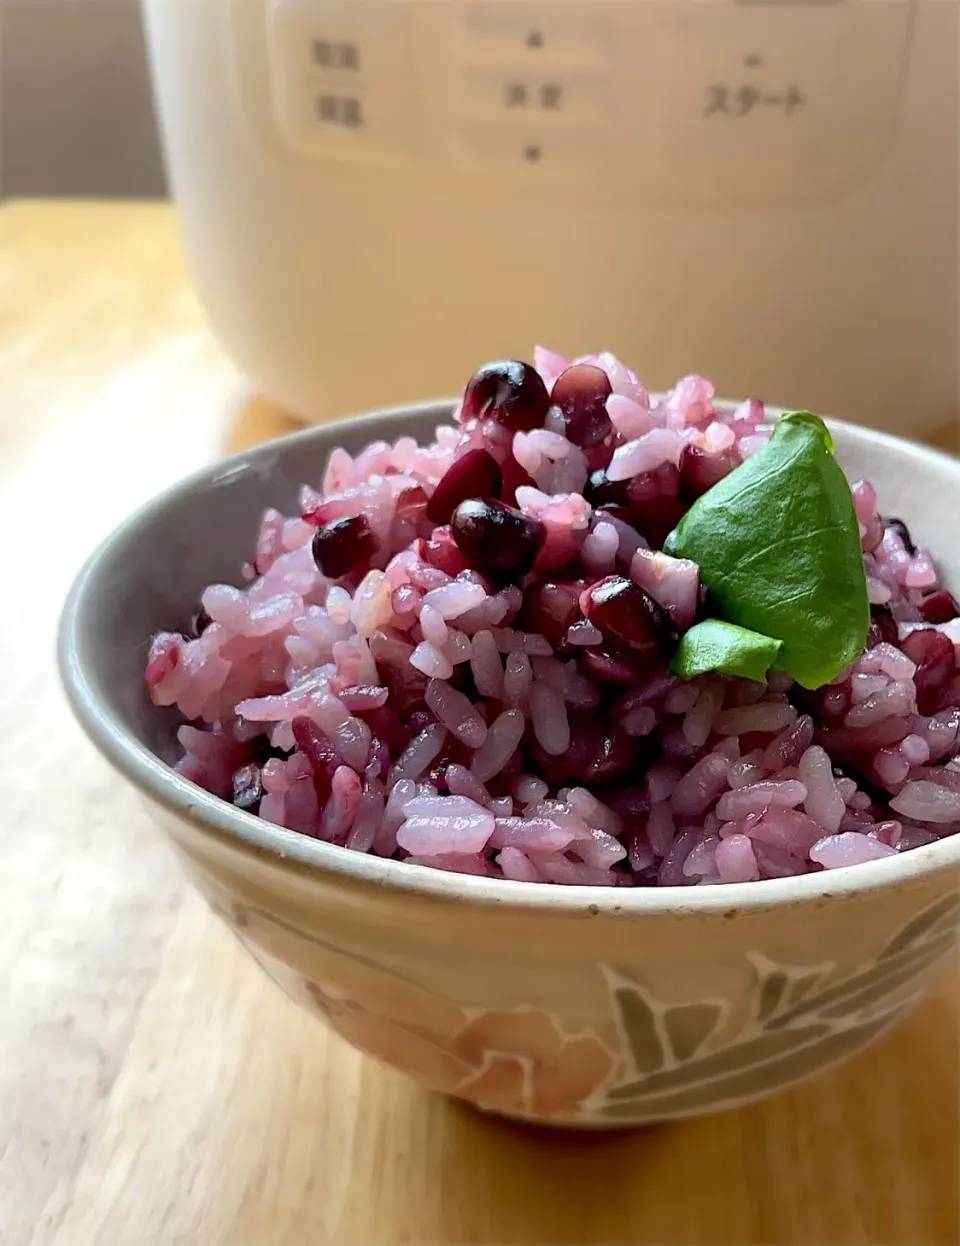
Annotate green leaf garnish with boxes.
[670,620,783,682]
[664,411,868,689]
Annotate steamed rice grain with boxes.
[145,348,960,886]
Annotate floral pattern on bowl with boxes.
[596,889,959,1122]
[315,992,618,1118]
[212,887,958,1126]
[223,900,619,1118]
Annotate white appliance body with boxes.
[143,0,958,436]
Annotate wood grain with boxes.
[0,200,957,1246]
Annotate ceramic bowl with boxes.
[58,402,960,1128]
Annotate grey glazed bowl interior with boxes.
[58,401,960,913]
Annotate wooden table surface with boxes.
[1,200,957,1246]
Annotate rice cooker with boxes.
[142,0,958,437]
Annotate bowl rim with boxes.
[58,400,960,915]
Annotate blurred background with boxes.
[0,0,165,198]
[0,0,955,452]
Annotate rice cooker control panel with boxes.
[256,0,913,204]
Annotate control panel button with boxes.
[265,0,414,161]
[456,121,607,181]
[459,65,611,128]
[310,37,361,73]
[652,3,911,204]
[453,3,615,187]
[460,2,608,69]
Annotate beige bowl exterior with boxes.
[59,403,960,1128]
